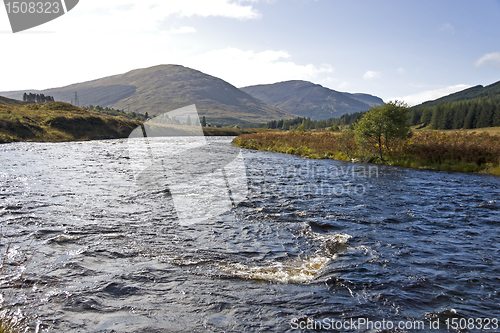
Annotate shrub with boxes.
[233,129,500,174]
[354,101,412,160]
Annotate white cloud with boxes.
[474,52,500,68]
[81,0,260,20]
[184,48,334,87]
[338,81,351,89]
[169,26,197,34]
[320,77,350,90]
[438,23,455,35]
[47,0,260,34]
[363,71,382,80]
[397,67,406,75]
[0,0,266,91]
[390,84,472,106]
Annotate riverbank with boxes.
[0,98,271,143]
[233,130,500,176]
[0,101,142,143]
[202,127,275,136]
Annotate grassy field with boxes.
[0,100,143,143]
[233,129,500,176]
[202,127,276,136]
[433,126,500,135]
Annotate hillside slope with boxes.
[342,92,384,107]
[0,95,26,106]
[241,80,383,120]
[0,65,295,126]
[417,80,500,107]
[0,97,141,143]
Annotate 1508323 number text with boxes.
[445,318,498,330]
[5,1,60,14]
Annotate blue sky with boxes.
[1,0,500,105]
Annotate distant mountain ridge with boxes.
[417,80,500,107]
[341,92,384,107]
[0,65,295,126]
[241,80,384,120]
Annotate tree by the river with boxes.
[354,100,412,160]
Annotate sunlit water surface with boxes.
[1,137,499,332]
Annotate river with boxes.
[1,137,499,332]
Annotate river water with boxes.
[0,137,499,332]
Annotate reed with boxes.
[233,130,500,175]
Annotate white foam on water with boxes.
[310,232,352,244]
[217,255,332,284]
[46,234,79,244]
[215,231,353,283]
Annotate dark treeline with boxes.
[409,95,500,130]
[263,111,366,131]
[83,105,148,121]
[251,93,500,131]
[23,93,55,103]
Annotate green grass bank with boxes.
[0,101,142,143]
[233,130,500,176]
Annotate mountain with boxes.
[0,65,295,126]
[240,80,383,120]
[417,80,500,107]
[341,92,384,107]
